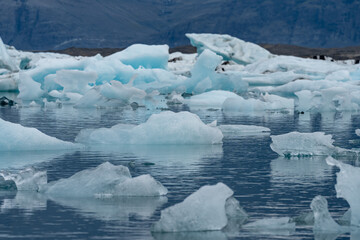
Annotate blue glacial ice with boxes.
[75,111,223,145]
[151,182,247,232]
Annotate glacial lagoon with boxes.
[0,105,359,239]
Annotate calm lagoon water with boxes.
[0,105,360,240]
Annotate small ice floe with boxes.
[0,117,81,151]
[151,182,247,232]
[270,132,358,157]
[76,111,223,145]
[0,162,167,198]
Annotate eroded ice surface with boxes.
[186,33,272,65]
[1,162,167,198]
[327,157,360,226]
[152,183,247,232]
[0,117,80,151]
[76,111,223,145]
[270,132,347,157]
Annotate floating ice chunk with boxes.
[152,182,247,232]
[270,132,343,157]
[0,118,81,151]
[326,157,360,226]
[243,217,295,230]
[356,129,360,137]
[219,124,270,137]
[106,44,169,69]
[222,93,294,112]
[310,195,341,231]
[168,52,197,76]
[325,70,351,82]
[76,111,223,145]
[43,162,167,198]
[1,168,47,191]
[17,73,44,101]
[53,69,97,94]
[186,33,271,65]
[183,90,239,109]
[0,37,19,72]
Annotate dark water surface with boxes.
[0,105,359,240]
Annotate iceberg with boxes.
[270,132,350,157]
[0,37,19,72]
[76,111,223,145]
[310,195,341,231]
[326,157,360,226]
[17,73,44,101]
[53,69,97,94]
[106,44,169,69]
[222,93,294,112]
[0,117,80,151]
[356,129,360,137]
[186,33,272,65]
[152,182,247,232]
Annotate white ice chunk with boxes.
[17,73,44,101]
[152,182,247,232]
[245,55,353,76]
[76,111,223,145]
[43,162,167,198]
[0,37,19,72]
[54,69,97,94]
[0,118,81,151]
[186,33,272,65]
[219,124,270,137]
[106,44,169,69]
[270,132,338,157]
[222,93,294,112]
[326,157,360,226]
[310,195,341,231]
[243,217,295,230]
[183,90,239,109]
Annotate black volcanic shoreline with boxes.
[40,44,360,61]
